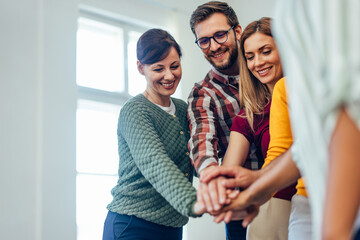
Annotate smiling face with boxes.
[244,32,283,92]
[194,13,242,75]
[138,46,181,106]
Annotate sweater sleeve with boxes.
[119,102,198,217]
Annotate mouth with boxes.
[213,52,226,58]
[257,67,272,76]
[210,47,227,60]
[160,81,175,89]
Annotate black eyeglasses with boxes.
[195,26,235,49]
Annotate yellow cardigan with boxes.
[263,78,307,197]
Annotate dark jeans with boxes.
[225,220,247,240]
[103,211,182,240]
[354,228,360,240]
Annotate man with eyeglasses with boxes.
[187,1,254,239]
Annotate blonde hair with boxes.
[238,17,272,131]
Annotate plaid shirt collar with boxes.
[211,67,239,86]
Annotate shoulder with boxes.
[273,77,287,97]
[120,94,152,118]
[233,112,249,128]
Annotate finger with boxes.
[242,205,259,227]
[193,201,206,215]
[223,179,246,189]
[221,193,249,212]
[200,183,214,213]
[227,189,240,199]
[213,212,227,223]
[223,211,233,223]
[217,178,227,204]
[200,167,236,183]
[197,183,205,206]
[208,180,221,211]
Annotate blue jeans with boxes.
[354,228,360,240]
[103,211,182,240]
[225,220,247,240]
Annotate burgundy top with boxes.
[230,101,271,169]
[231,100,296,201]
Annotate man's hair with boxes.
[190,1,239,36]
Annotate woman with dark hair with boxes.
[102,28,202,240]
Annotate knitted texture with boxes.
[107,94,198,227]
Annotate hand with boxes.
[213,209,248,224]
[197,176,229,214]
[200,165,260,190]
[218,181,273,227]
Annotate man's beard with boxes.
[206,41,239,71]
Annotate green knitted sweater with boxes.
[107,94,198,227]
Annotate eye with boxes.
[197,38,209,46]
[171,65,180,70]
[245,55,254,61]
[153,68,163,72]
[214,31,227,39]
[263,50,271,55]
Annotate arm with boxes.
[120,103,199,217]
[322,109,360,240]
[187,87,219,174]
[222,131,250,167]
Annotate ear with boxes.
[137,60,145,75]
[234,24,242,41]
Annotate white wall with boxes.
[0,1,278,240]
[1,0,78,240]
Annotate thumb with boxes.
[193,201,206,215]
[242,205,259,227]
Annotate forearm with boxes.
[222,132,250,167]
[188,97,219,174]
[322,109,360,240]
[250,149,300,197]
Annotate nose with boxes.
[254,55,265,68]
[209,37,221,52]
[163,69,175,80]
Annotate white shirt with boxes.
[155,99,176,115]
[273,0,360,239]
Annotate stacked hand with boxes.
[193,165,270,227]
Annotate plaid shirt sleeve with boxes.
[187,85,219,174]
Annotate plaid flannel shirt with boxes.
[187,68,243,174]
[188,68,260,174]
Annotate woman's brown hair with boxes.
[238,17,273,131]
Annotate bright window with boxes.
[77,18,124,92]
[76,13,147,240]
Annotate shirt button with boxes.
[185,173,189,177]
[180,131,183,135]
[186,152,190,156]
